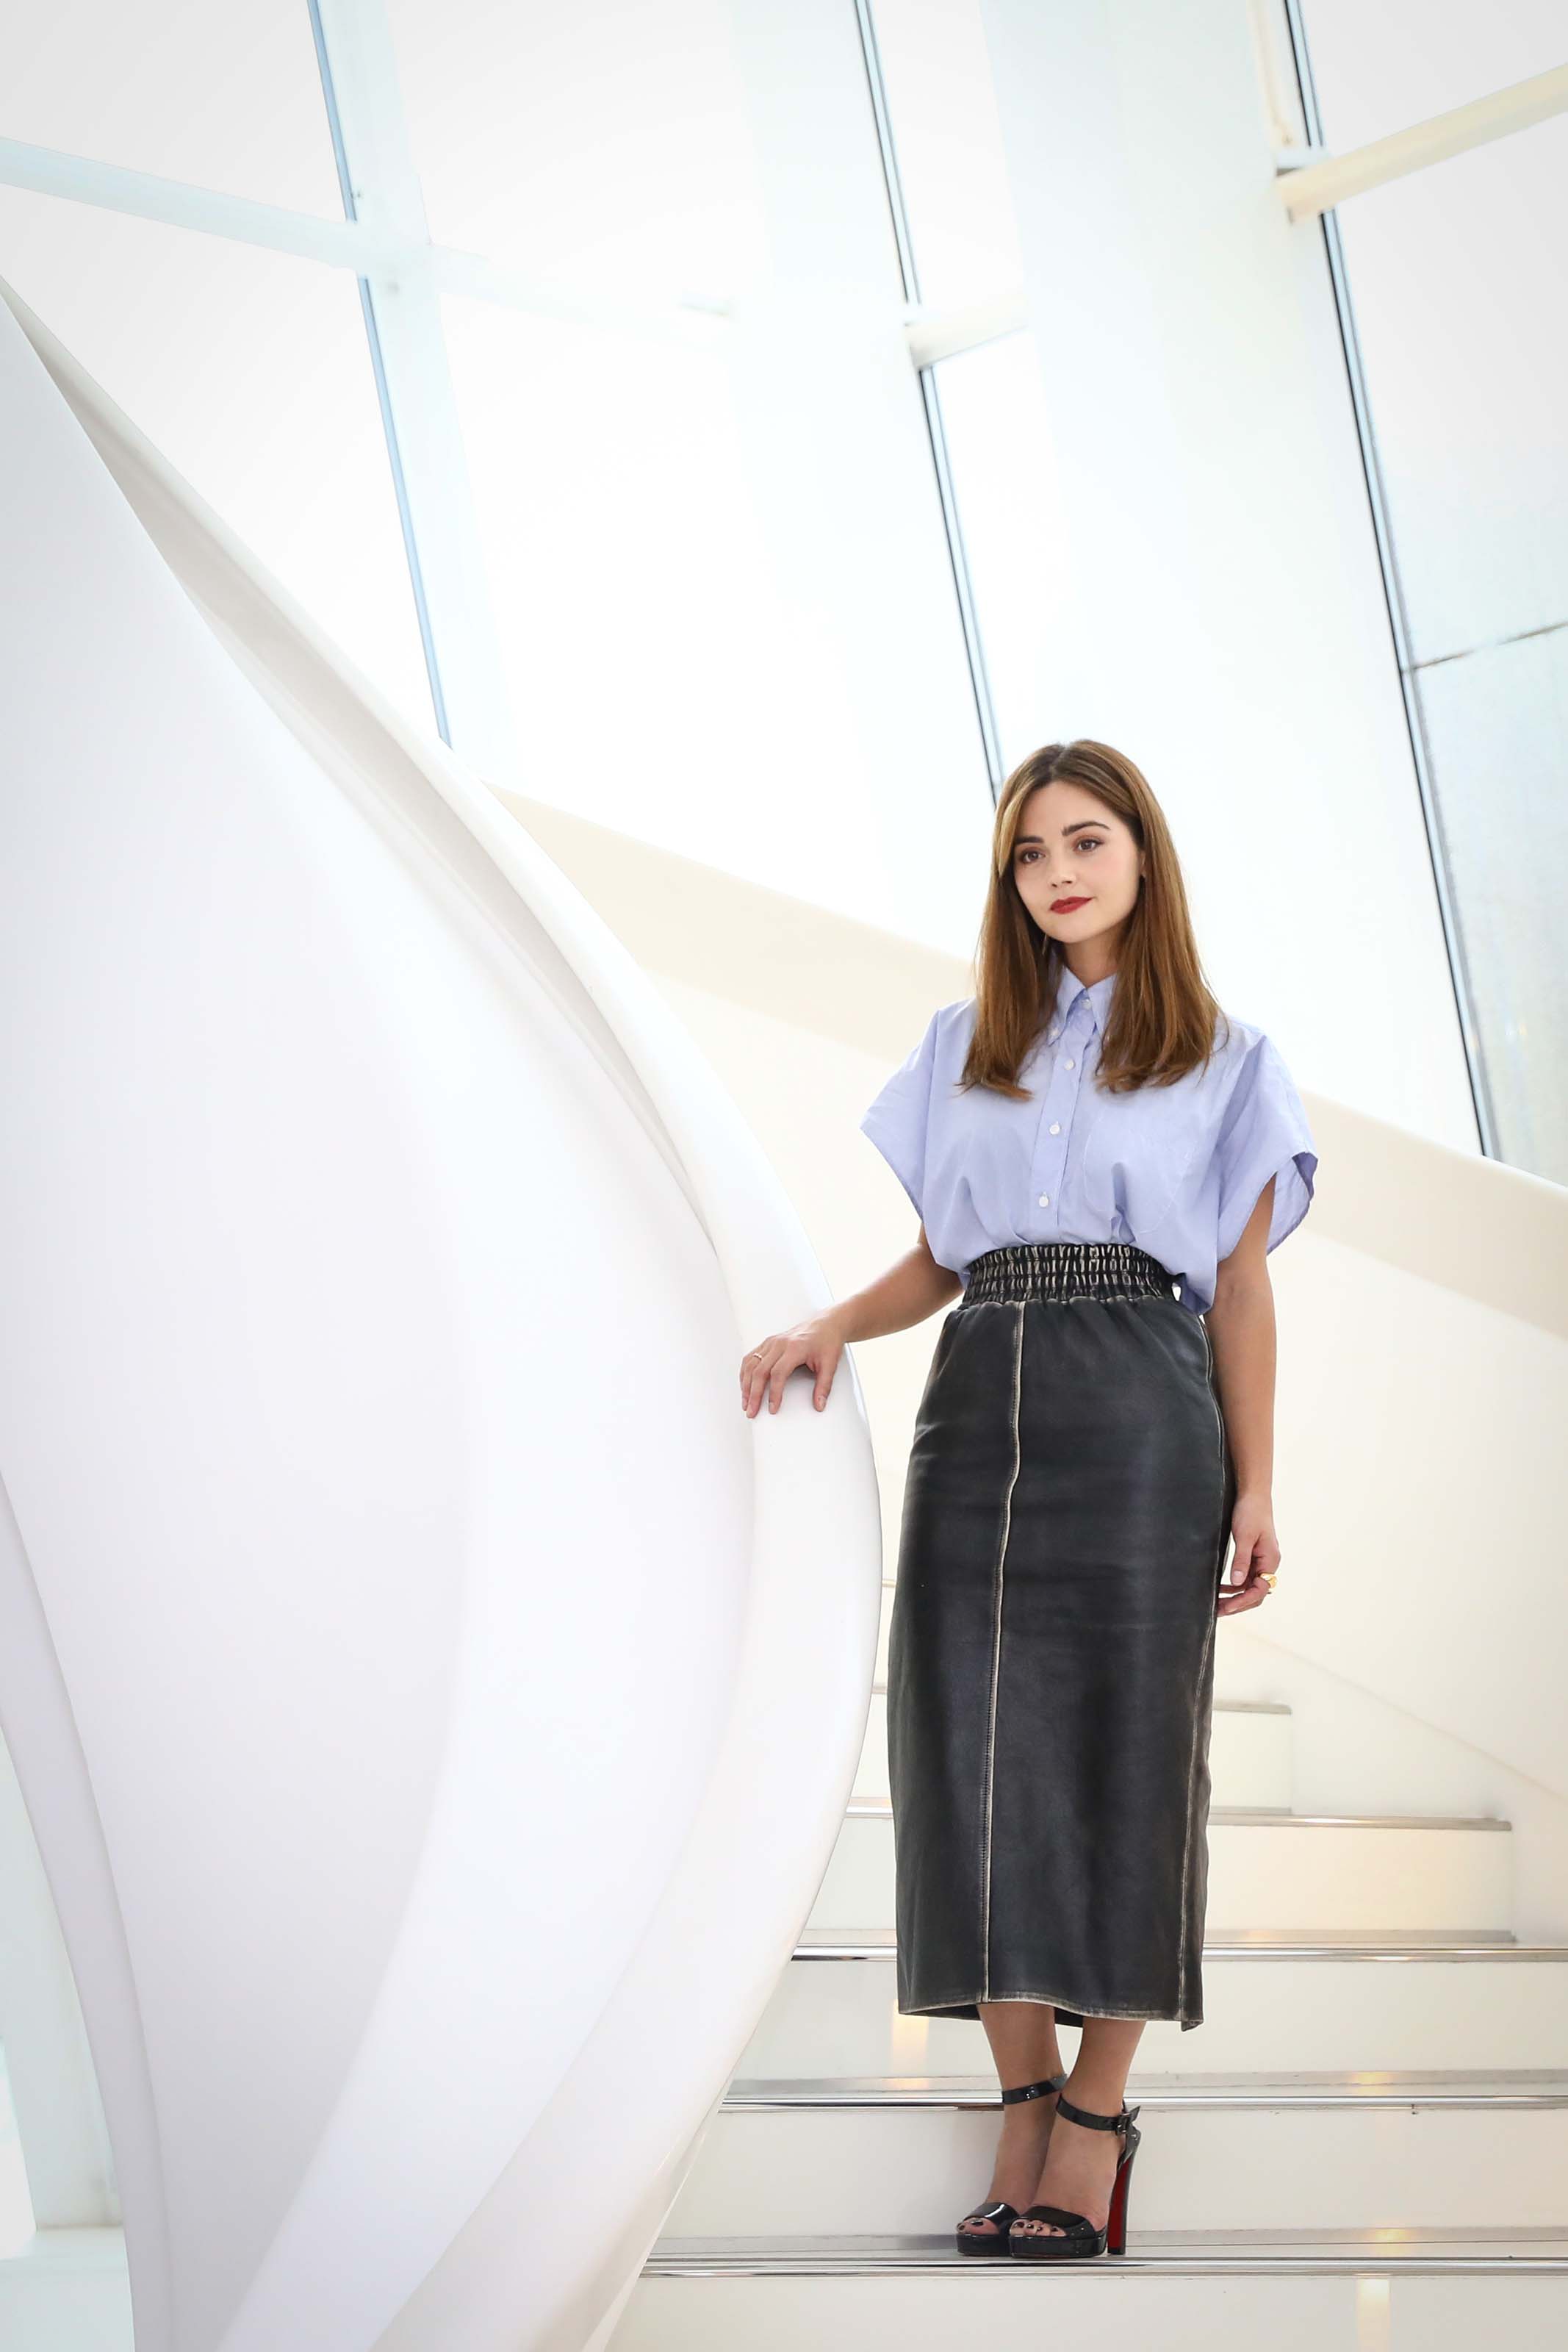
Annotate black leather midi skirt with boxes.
[887,1241,1237,2032]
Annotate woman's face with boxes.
[1011,781,1144,962]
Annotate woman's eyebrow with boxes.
[1015,822,1103,845]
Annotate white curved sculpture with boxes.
[0,282,882,2351]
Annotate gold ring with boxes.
[1262,1571,1278,1588]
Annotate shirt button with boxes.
[1065,1058,1076,1071]
[1049,1029,1060,1042]
[1037,1193,1049,1207]
[1049,1122,1060,1135]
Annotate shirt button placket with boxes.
[1035,1003,1087,1236]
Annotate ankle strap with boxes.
[1054,2089,1141,2131]
[999,2071,1068,2105]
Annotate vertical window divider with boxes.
[852,0,1005,799]
[1282,0,1497,1158]
[308,0,519,784]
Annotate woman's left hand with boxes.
[1216,1490,1281,1616]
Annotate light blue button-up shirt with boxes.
[860,962,1317,1316]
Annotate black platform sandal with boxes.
[1007,2087,1143,2260]
[954,2072,1068,2256]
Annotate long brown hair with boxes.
[963,739,1229,1100]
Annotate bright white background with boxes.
[0,0,1558,1158]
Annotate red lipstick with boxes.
[1051,896,1090,911]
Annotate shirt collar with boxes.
[1052,961,1117,1030]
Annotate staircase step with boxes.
[618,2232,1568,2351]
[664,2072,1568,2235]
[808,1806,1513,1937]
[646,2223,1568,2272]
[742,1932,1568,2080]
[725,2069,1568,2108]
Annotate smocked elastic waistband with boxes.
[960,1240,1176,1307]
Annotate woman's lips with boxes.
[1051,896,1090,911]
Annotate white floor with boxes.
[0,2047,35,2257]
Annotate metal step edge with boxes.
[644,2228,1568,2277]
[867,1683,1291,1716]
[842,1800,1511,1829]
[793,1932,1555,1960]
[723,2069,1568,2111]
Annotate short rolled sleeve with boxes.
[860,1011,941,1221]
[1215,1034,1317,1267]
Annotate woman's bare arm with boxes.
[835,1222,963,1342]
[1204,1177,1282,1616]
[740,1224,962,1416]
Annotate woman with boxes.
[738,739,1317,2262]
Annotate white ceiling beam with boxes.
[1279,62,1568,220]
[0,135,386,267]
[430,245,726,348]
[0,134,722,346]
[904,287,1025,370]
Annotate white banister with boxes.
[0,275,881,2352]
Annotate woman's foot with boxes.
[1010,2090,1127,2241]
[957,2086,1062,2241]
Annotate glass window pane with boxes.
[0,188,434,736]
[868,0,1024,306]
[439,293,874,898]
[1327,117,1568,1180]
[0,0,342,217]
[384,0,762,302]
[1336,124,1568,664]
[1299,0,1567,151]
[1415,634,1568,1182]
[931,331,1062,770]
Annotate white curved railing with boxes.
[0,279,882,2351]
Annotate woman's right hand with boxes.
[739,1312,848,1418]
